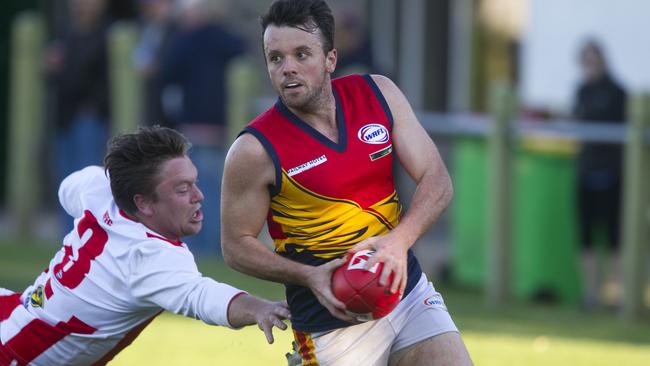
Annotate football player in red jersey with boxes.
[0,126,289,366]
[221,0,473,365]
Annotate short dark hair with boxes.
[104,126,190,214]
[261,0,335,53]
[580,39,606,66]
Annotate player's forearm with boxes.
[132,262,245,328]
[226,293,260,328]
[391,168,453,248]
[222,236,313,287]
[226,293,271,328]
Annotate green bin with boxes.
[451,135,582,304]
[512,137,581,304]
[450,137,488,287]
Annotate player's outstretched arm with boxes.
[350,74,453,295]
[221,134,355,322]
[227,294,291,344]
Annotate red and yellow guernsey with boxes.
[244,74,422,332]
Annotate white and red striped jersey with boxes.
[0,166,244,365]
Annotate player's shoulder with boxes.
[59,165,110,216]
[62,165,107,188]
[332,73,394,90]
[366,74,401,97]
[126,237,196,279]
[61,166,107,195]
[130,236,186,254]
[109,209,183,250]
[226,132,274,168]
[224,132,276,186]
[127,233,191,263]
[365,74,411,118]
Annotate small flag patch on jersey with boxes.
[369,145,392,161]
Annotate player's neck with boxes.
[133,213,180,242]
[288,91,337,138]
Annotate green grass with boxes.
[2,239,650,365]
[0,238,61,291]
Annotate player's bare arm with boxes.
[350,74,453,295]
[221,134,354,322]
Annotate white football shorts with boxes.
[294,273,459,366]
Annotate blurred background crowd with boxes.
[0,0,649,315]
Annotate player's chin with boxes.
[185,221,202,236]
[281,94,307,109]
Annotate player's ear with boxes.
[325,48,337,74]
[133,194,154,217]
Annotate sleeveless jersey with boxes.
[0,166,243,365]
[244,74,422,332]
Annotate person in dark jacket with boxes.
[160,0,246,255]
[573,39,626,309]
[46,0,112,236]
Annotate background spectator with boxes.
[332,6,374,78]
[133,0,175,127]
[45,0,112,235]
[573,39,627,309]
[160,0,246,255]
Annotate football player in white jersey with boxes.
[0,126,290,365]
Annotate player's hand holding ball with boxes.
[331,250,400,322]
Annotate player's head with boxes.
[104,126,204,240]
[260,0,337,111]
[261,0,335,54]
[579,39,607,82]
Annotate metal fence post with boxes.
[486,81,516,306]
[108,22,141,136]
[621,94,650,319]
[6,12,45,237]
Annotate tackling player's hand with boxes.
[349,235,409,297]
[254,299,291,344]
[229,294,291,344]
[307,257,358,324]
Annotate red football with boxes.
[331,250,400,321]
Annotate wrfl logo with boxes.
[358,124,389,144]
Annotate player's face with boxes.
[263,24,337,112]
[148,156,204,240]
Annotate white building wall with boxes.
[521,0,650,113]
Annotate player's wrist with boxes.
[281,261,315,288]
[226,292,251,328]
[384,228,416,251]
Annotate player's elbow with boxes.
[221,238,241,270]
[221,240,235,266]
[442,174,454,208]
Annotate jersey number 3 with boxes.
[53,210,109,289]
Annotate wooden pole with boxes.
[6,12,45,237]
[621,94,650,319]
[108,22,142,136]
[486,81,516,306]
[226,57,258,145]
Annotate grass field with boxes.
[2,238,650,365]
